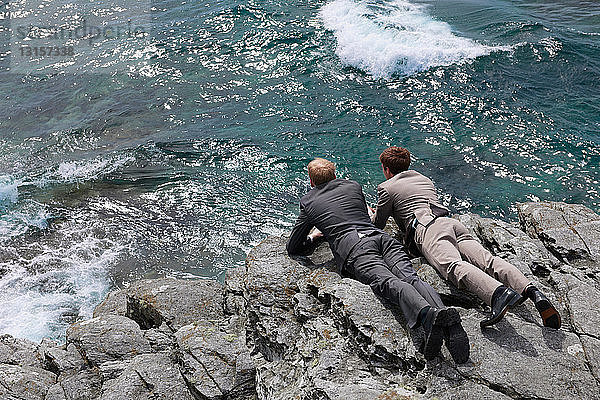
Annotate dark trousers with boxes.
[344,233,445,328]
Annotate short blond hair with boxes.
[308,158,336,186]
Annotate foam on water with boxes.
[0,156,131,342]
[319,0,508,79]
[0,176,19,207]
[0,203,50,241]
[0,176,49,241]
[0,220,120,342]
[0,155,132,243]
[55,155,133,183]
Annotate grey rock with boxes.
[580,335,600,382]
[299,317,421,400]
[293,292,325,322]
[431,380,512,400]
[253,314,420,400]
[247,231,600,400]
[311,272,416,369]
[383,217,402,239]
[0,364,56,400]
[5,201,600,399]
[518,202,600,262]
[93,289,127,318]
[549,266,600,338]
[99,352,194,400]
[456,310,599,400]
[143,322,175,352]
[45,383,68,400]
[422,364,512,400]
[456,213,560,276]
[302,240,338,271]
[126,278,224,331]
[98,359,131,382]
[245,236,310,310]
[0,334,43,368]
[66,315,151,367]
[254,355,304,400]
[247,238,424,399]
[175,316,255,400]
[54,369,102,400]
[42,343,86,376]
[224,265,248,316]
[244,236,310,361]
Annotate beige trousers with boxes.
[415,217,531,305]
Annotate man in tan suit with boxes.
[371,146,561,329]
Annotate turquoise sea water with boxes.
[0,0,598,341]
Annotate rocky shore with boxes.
[1,201,599,400]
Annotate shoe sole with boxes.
[480,292,522,328]
[423,323,444,360]
[439,309,470,364]
[536,299,562,329]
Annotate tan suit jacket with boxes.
[371,170,448,234]
[371,170,531,304]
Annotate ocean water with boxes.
[0,0,598,342]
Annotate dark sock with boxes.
[418,306,432,330]
[523,285,536,299]
[491,285,507,305]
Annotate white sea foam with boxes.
[55,155,133,183]
[320,0,508,79]
[0,203,50,241]
[0,175,49,241]
[0,216,121,342]
[0,155,131,241]
[0,155,132,342]
[0,176,19,206]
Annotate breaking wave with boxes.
[320,0,508,79]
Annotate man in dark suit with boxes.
[287,158,470,363]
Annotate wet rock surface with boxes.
[1,201,599,399]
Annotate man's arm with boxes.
[287,204,318,256]
[371,185,393,229]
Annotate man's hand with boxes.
[308,228,323,241]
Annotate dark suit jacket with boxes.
[287,178,383,272]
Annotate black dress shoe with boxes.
[439,308,470,364]
[420,307,444,360]
[480,286,522,328]
[514,287,530,306]
[531,288,561,329]
[516,286,562,329]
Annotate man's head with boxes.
[379,146,411,179]
[307,158,336,187]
